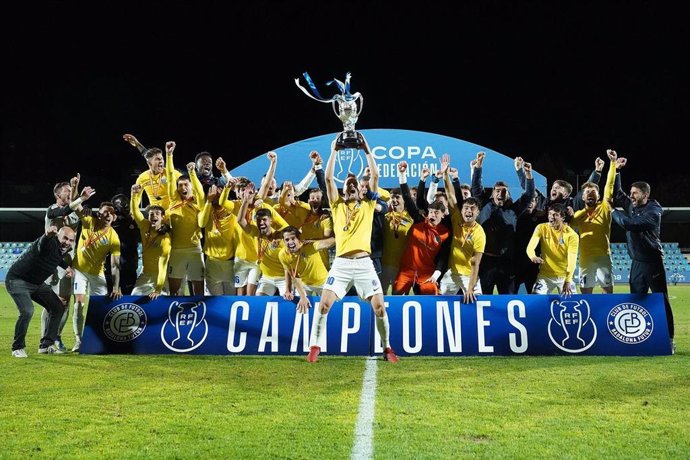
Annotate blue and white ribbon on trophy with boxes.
[295,72,360,103]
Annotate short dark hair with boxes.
[390,188,402,196]
[146,205,165,215]
[282,226,301,239]
[580,182,599,192]
[493,181,509,189]
[460,184,471,191]
[177,175,191,185]
[194,151,212,163]
[308,187,322,195]
[255,208,272,221]
[111,193,128,203]
[143,147,163,160]
[463,197,480,208]
[548,202,567,217]
[428,201,446,213]
[554,180,573,196]
[53,181,69,196]
[631,181,651,196]
[99,201,116,213]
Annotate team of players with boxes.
[32,133,675,358]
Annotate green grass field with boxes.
[1,285,689,459]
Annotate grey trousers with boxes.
[7,277,65,350]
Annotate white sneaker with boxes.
[38,345,65,354]
[12,348,28,358]
[72,340,82,352]
[55,340,68,352]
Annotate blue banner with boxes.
[82,294,672,356]
[229,129,549,198]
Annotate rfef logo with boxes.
[607,303,653,344]
[161,301,209,352]
[548,299,597,353]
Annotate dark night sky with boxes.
[2,1,688,207]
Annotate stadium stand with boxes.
[1,241,689,283]
[0,242,145,282]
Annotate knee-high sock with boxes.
[310,309,328,349]
[376,312,390,349]
[73,301,84,340]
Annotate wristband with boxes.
[69,197,83,210]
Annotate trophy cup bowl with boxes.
[332,94,364,150]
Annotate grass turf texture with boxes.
[0,285,688,459]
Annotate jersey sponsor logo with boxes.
[607,303,653,344]
[161,301,209,352]
[103,303,147,342]
[548,299,597,353]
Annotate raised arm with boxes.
[398,161,424,223]
[165,141,177,199]
[359,133,378,194]
[294,151,321,196]
[471,152,485,199]
[130,184,145,226]
[198,185,219,228]
[71,186,97,219]
[123,133,147,155]
[187,162,206,208]
[440,153,457,209]
[603,150,617,201]
[257,151,277,200]
[514,157,526,190]
[324,138,339,203]
[237,183,255,230]
[514,162,536,213]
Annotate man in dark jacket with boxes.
[612,181,675,351]
[7,226,76,357]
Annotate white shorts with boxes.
[205,257,235,295]
[379,264,399,293]
[131,273,169,296]
[578,255,614,289]
[256,276,287,296]
[323,256,383,300]
[168,247,204,281]
[439,270,482,296]
[73,270,108,296]
[533,275,576,294]
[234,257,260,288]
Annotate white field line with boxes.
[350,357,379,460]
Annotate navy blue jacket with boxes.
[612,198,663,263]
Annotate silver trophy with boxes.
[295,72,364,150]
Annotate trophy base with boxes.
[336,132,363,150]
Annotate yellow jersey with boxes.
[330,196,377,256]
[570,160,616,262]
[226,200,289,262]
[527,223,579,282]
[243,227,284,278]
[167,198,202,249]
[448,207,486,276]
[299,211,333,268]
[135,169,181,210]
[131,192,171,291]
[274,201,311,228]
[199,193,236,261]
[382,210,414,268]
[279,242,329,287]
[73,215,121,276]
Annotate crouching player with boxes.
[279,226,335,314]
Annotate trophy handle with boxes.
[353,92,364,117]
[331,98,341,118]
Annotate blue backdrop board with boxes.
[82,294,672,356]
[229,129,548,198]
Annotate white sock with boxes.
[73,301,84,340]
[310,309,328,348]
[376,313,390,349]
